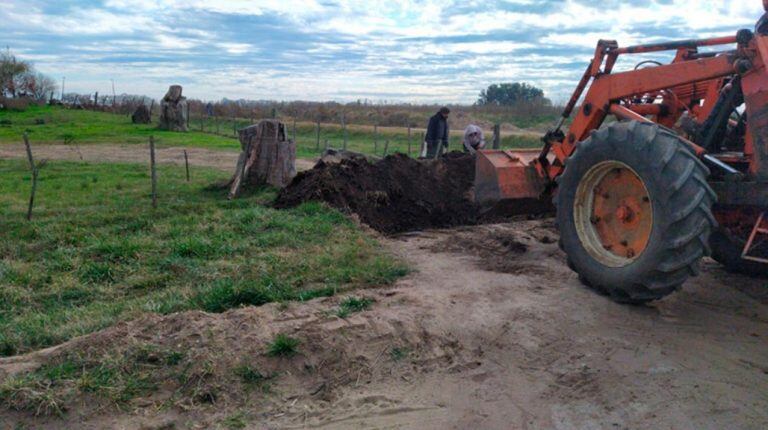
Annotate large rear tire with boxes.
[556,121,717,304]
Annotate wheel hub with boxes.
[574,161,653,267]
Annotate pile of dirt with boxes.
[275,152,551,234]
[0,292,465,428]
[275,152,477,233]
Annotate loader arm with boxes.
[534,34,753,182]
[474,5,768,287]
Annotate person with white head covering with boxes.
[463,124,486,154]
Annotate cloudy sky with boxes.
[1,1,764,103]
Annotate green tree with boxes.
[477,82,550,106]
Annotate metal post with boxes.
[493,123,501,149]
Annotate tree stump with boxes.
[158,85,188,131]
[131,104,151,124]
[228,120,296,199]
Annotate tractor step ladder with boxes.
[742,211,768,264]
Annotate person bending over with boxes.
[463,124,486,154]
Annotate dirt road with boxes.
[0,143,317,171]
[3,220,766,429]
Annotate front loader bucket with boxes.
[474,150,550,213]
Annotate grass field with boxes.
[0,105,239,150]
[0,106,543,159]
[0,158,407,357]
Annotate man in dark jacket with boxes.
[423,107,450,158]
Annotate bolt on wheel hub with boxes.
[574,161,653,267]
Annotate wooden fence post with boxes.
[315,118,321,151]
[341,113,348,150]
[493,123,501,149]
[374,123,379,154]
[407,125,412,155]
[149,136,157,209]
[23,133,38,221]
[324,139,329,151]
[183,150,190,182]
[384,139,389,156]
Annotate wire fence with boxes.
[50,93,549,157]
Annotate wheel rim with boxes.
[574,161,653,268]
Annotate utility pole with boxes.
[61,77,65,101]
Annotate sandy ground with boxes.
[0,143,317,172]
[2,220,766,429]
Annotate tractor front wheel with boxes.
[556,121,717,304]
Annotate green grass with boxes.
[0,106,543,159]
[266,334,300,357]
[336,296,374,318]
[233,363,274,394]
[222,411,249,429]
[389,347,410,362]
[0,105,239,150]
[0,159,408,357]
[0,343,184,415]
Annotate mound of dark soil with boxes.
[276,152,552,234]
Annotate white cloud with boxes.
[4,0,766,103]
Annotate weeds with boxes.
[233,363,274,394]
[336,296,374,318]
[0,343,184,415]
[222,411,249,429]
[267,334,300,357]
[390,347,410,362]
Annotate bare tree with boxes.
[19,72,57,101]
[0,47,30,98]
[1,48,56,101]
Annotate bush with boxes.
[0,97,31,111]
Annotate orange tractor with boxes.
[476,2,768,303]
